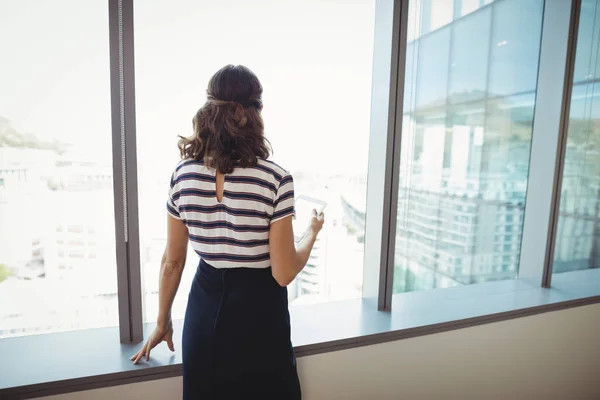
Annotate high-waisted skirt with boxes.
[182,259,301,399]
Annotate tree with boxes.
[0,264,11,283]
[0,116,68,153]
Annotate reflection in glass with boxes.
[573,0,600,83]
[415,27,450,109]
[488,0,544,96]
[427,0,454,33]
[459,0,484,17]
[553,57,600,273]
[448,7,491,104]
[407,0,454,40]
[553,0,600,274]
[404,42,417,113]
[394,0,543,294]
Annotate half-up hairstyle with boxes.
[178,65,271,174]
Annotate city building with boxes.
[0,147,118,337]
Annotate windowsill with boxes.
[1,269,599,399]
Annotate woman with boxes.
[130,65,324,399]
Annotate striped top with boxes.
[167,158,295,268]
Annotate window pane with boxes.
[407,0,454,40]
[488,0,544,96]
[553,0,600,274]
[458,0,489,18]
[573,0,600,83]
[394,0,543,294]
[0,1,116,337]
[415,27,450,109]
[428,0,454,33]
[448,7,491,104]
[135,0,375,322]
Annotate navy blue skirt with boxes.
[182,259,301,399]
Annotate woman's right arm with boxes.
[269,210,324,286]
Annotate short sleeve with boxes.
[271,173,295,224]
[166,171,181,220]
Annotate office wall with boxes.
[39,304,600,400]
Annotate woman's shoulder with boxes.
[255,158,291,181]
[172,158,208,175]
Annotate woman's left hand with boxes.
[130,321,175,364]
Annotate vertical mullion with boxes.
[541,0,582,286]
[109,0,143,344]
[363,0,408,311]
[383,0,410,310]
[518,0,580,288]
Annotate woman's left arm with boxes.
[131,214,188,364]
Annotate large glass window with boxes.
[553,0,600,274]
[394,0,544,294]
[134,0,375,321]
[0,0,116,337]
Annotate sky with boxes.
[0,0,112,159]
[1,0,376,176]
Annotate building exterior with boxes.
[337,0,599,294]
[0,147,118,337]
[553,144,600,273]
[391,0,540,293]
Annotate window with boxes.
[394,0,544,294]
[0,1,117,338]
[553,0,600,274]
[0,0,595,368]
[134,0,375,322]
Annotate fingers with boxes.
[145,339,152,362]
[166,328,175,352]
[131,338,153,365]
[131,327,176,364]
[312,209,325,219]
[131,347,145,365]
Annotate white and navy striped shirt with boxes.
[167,158,295,269]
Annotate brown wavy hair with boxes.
[178,65,271,174]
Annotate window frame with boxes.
[518,0,582,287]
[386,0,585,304]
[363,0,409,310]
[109,0,589,332]
[109,0,143,343]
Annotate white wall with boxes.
[40,304,600,400]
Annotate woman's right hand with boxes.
[309,209,325,236]
[130,320,175,365]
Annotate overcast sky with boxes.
[1,0,375,176]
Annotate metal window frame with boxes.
[104,0,583,330]
[540,0,583,285]
[108,0,143,343]
[363,0,409,310]
[371,0,584,308]
[519,0,581,287]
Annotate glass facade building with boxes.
[393,0,544,292]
